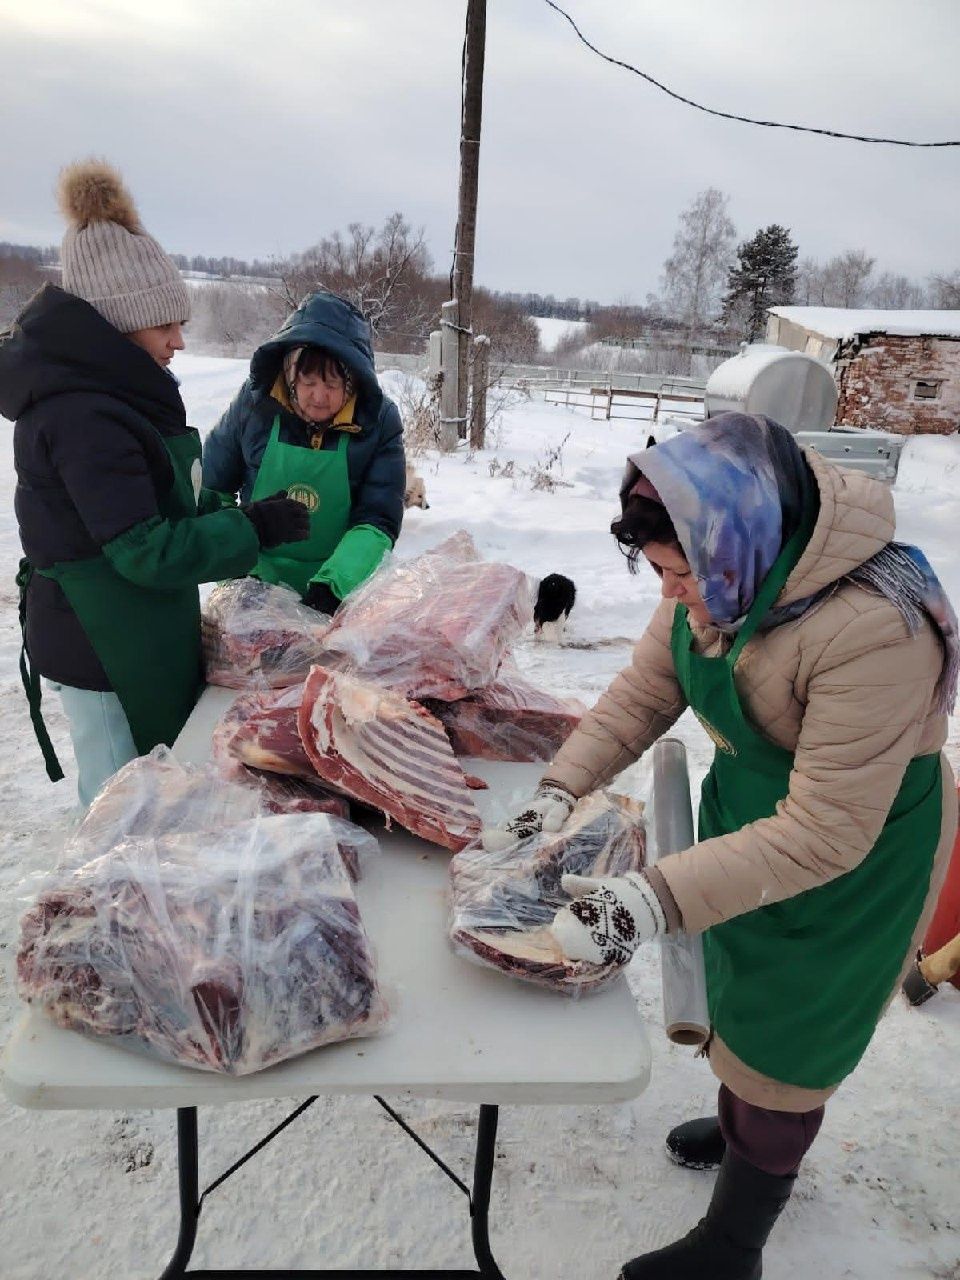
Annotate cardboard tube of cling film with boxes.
[648,739,709,1047]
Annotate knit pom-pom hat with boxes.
[57,159,190,333]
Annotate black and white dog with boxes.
[534,573,577,643]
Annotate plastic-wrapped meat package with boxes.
[74,746,364,880]
[66,747,264,864]
[449,791,646,995]
[235,769,350,820]
[17,814,389,1073]
[317,531,534,701]
[427,665,586,763]
[202,577,332,689]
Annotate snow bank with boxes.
[530,316,590,352]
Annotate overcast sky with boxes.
[1,0,957,304]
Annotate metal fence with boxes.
[372,351,708,423]
[493,363,707,397]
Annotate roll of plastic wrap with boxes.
[649,739,709,1046]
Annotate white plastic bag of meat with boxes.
[449,791,646,996]
[427,665,586,763]
[317,531,534,700]
[202,577,332,689]
[17,814,389,1074]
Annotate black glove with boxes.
[303,581,340,615]
[240,490,311,549]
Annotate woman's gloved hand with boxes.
[480,782,576,852]
[550,871,667,966]
[240,490,311,548]
[303,581,340,615]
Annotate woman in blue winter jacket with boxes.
[202,292,406,615]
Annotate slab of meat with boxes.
[202,577,332,689]
[298,666,483,852]
[18,815,388,1074]
[449,791,646,995]
[212,685,315,778]
[317,531,534,701]
[427,666,586,763]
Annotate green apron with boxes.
[251,416,352,596]
[670,521,942,1089]
[22,431,206,761]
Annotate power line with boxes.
[543,0,960,148]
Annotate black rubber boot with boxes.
[618,1149,796,1279]
[666,1115,726,1170]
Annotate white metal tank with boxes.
[704,344,838,434]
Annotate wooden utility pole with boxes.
[452,0,487,438]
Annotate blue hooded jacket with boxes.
[202,291,405,596]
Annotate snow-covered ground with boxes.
[530,315,590,353]
[1,353,958,1279]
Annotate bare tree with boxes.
[795,257,829,306]
[0,254,47,326]
[274,213,432,343]
[660,188,736,334]
[868,272,928,309]
[188,283,282,358]
[822,250,875,307]
[470,288,541,364]
[928,270,960,308]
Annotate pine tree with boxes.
[723,225,798,340]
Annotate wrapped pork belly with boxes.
[202,577,332,689]
[449,791,646,995]
[18,814,388,1074]
[317,531,534,701]
[298,666,483,852]
[427,665,586,763]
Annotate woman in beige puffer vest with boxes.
[482,414,957,1280]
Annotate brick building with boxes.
[766,307,960,436]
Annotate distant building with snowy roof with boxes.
[766,306,960,436]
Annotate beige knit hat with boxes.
[57,159,191,333]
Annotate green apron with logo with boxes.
[670,518,943,1089]
[22,431,206,762]
[251,416,352,596]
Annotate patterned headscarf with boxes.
[626,413,958,714]
[625,414,814,627]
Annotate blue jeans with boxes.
[50,683,138,808]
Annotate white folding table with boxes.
[2,686,652,1278]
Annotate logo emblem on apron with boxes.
[286,483,320,513]
[694,711,737,756]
